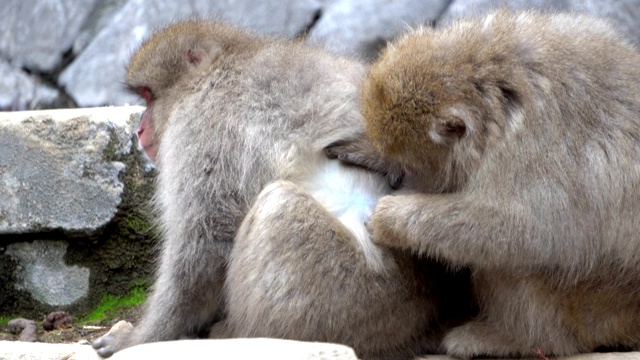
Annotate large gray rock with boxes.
[308,0,450,61]
[0,59,59,111]
[59,0,323,107]
[0,0,101,72]
[5,241,91,306]
[0,106,143,234]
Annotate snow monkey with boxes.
[92,20,473,359]
[327,10,640,358]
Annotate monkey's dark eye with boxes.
[138,87,154,104]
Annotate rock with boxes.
[6,318,35,334]
[308,0,450,61]
[0,341,101,360]
[109,339,359,360]
[0,106,143,233]
[7,318,37,342]
[43,311,74,331]
[0,340,638,360]
[72,0,130,55]
[0,59,60,111]
[0,0,101,72]
[59,0,322,107]
[5,241,91,307]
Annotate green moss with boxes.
[0,315,18,326]
[81,282,147,324]
[126,214,152,235]
[102,127,121,162]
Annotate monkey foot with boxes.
[91,320,135,358]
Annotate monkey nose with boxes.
[136,127,144,139]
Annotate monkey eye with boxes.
[138,87,154,104]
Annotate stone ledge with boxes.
[1,340,638,360]
[0,338,359,360]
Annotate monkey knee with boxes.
[251,181,310,219]
[256,180,302,202]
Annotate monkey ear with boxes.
[184,48,206,65]
[434,117,466,139]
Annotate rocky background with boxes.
[2,0,639,112]
[1,0,639,333]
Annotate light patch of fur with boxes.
[302,155,392,272]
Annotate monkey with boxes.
[92,20,473,359]
[326,10,640,358]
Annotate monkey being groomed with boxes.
[92,20,472,360]
[328,10,640,359]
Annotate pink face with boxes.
[135,87,159,162]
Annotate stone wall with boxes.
[0,107,154,318]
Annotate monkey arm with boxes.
[369,193,587,269]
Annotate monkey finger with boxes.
[386,168,405,190]
[323,140,359,162]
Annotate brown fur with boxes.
[92,20,473,359]
[329,10,640,358]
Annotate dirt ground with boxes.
[0,305,143,344]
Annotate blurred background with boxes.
[1,0,639,112]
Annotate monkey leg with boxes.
[223,180,440,359]
[443,270,640,358]
[440,271,578,358]
[93,195,235,357]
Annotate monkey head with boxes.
[361,24,522,191]
[125,20,261,162]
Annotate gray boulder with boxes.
[308,0,450,61]
[0,0,101,72]
[5,241,91,307]
[0,59,59,111]
[0,106,143,233]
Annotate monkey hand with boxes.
[324,139,405,189]
[367,195,413,248]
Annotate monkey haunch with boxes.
[92,20,471,359]
[330,10,640,358]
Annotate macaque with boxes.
[328,10,640,358]
[92,20,472,359]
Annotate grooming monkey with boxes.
[328,10,640,358]
[92,20,472,359]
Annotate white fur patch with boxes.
[302,158,391,272]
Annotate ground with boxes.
[0,304,143,344]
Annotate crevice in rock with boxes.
[20,47,78,109]
[295,8,323,39]
[434,0,456,27]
